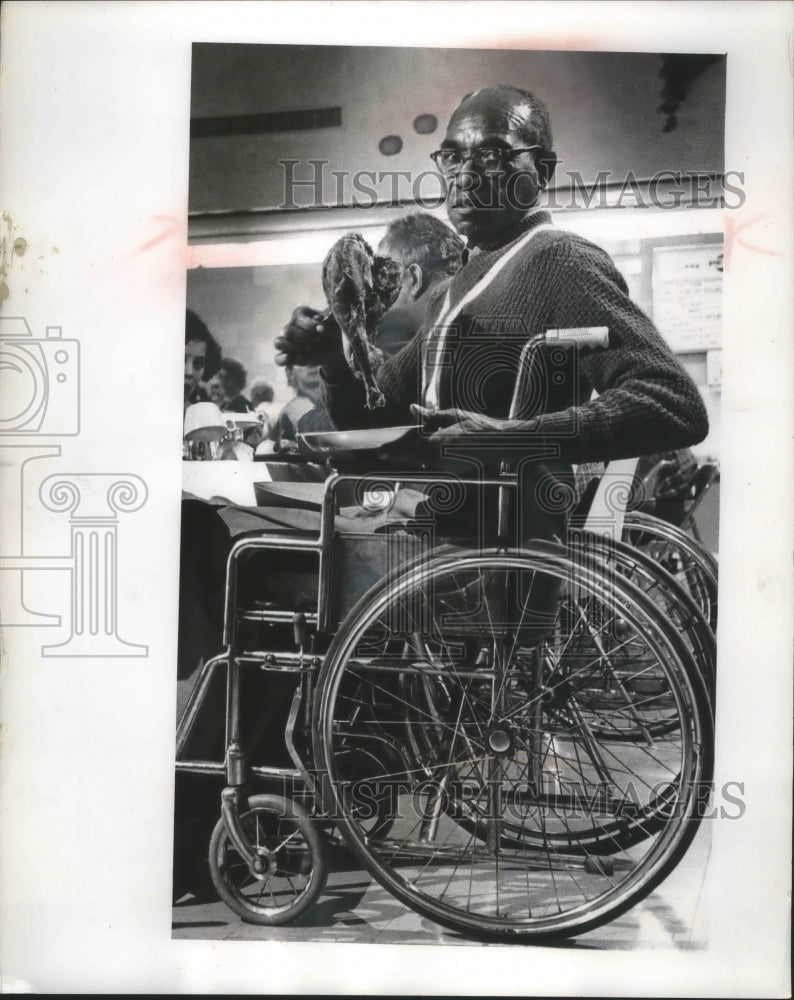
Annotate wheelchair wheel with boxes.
[395,542,710,844]
[623,511,718,632]
[569,531,716,705]
[208,794,327,925]
[313,545,713,941]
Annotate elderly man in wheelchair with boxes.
[176,85,715,942]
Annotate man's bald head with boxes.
[450,86,553,155]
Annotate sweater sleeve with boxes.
[530,239,709,463]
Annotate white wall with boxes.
[188,45,726,213]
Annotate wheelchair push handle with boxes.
[544,326,610,349]
[509,327,610,421]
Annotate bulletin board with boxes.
[651,243,724,352]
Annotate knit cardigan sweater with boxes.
[322,212,709,465]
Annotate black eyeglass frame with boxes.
[429,145,542,175]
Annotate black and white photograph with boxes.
[0,2,791,994]
[177,43,726,948]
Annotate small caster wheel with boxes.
[584,855,615,876]
[209,793,328,925]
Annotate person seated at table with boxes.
[271,363,326,450]
[238,378,276,451]
[184,308,222,409]
[250,378,277,427]
[205,374,225,407]
[217,358,253,413]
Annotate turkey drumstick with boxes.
[321,233,403,409]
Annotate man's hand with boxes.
[273,306,345,374]
[411,404,513,440]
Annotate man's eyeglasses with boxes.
[430,145,541,176]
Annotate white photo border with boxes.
[0,1,791,995]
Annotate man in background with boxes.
[371,212,466,355]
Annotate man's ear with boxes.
[536,150,558,188]
[407,262,427,300]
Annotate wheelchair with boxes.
[176,459,715,942]
[176,332,716,942]
[622,510,718,633]
[626,455,720,631]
